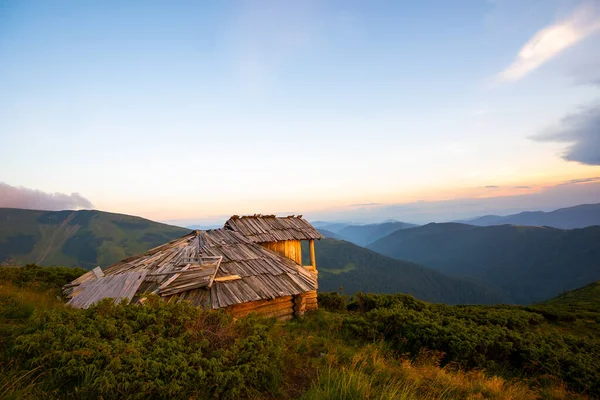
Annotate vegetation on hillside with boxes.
[368,223,600,304]
[310,238,511,304]
[0,208,189,269]
[1,265,597,399]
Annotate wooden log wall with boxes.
[224,290,318,321]
[225,295,295,321]
[261,240,302,266]
[293,290,318,317]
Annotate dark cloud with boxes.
[533,102,600,165]
[484,185,499,189]
[0,183,93,210]
[349,202,382,207]
[514,186,531,189]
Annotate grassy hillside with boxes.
[541,280,600,311]
[335,221,418,246]
[464,203,600,229]
[0,265,595,399]
[0,208,189,269]
[368,223,600,304]
[310,238,512,304]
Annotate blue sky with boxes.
[1,0,599,224]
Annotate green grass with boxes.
[319,262,357,275]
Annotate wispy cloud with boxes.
[349,202,382,207]
[484,185,499,189]
[305,176,600,224]
[0,183,93,210]
[555,177,600,186]
[498,2,600,82]
[514,186,531,189]
[532,102,600,165]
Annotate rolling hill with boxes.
[368,223,600,304]
[1,208,510,304]
[462,203,600,229]
[335,221,418,246]
[0,208,189,269]
[309,238,511,304]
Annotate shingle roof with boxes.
[224,215,323,243]
[65,228,318,309]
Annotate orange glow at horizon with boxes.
[94,166,600,223]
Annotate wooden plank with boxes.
[232,300,294,318]
[206,256,223,288]
[309,239,316,271]
[214,275,241,282]
[68,271,148,309]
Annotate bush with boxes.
[341,295,600,396]
[0,264,86,293]
[347,292,427,313]
[318,292,347,311]
[12,296,284,399]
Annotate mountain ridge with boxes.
[313,238,512,304]
[368,222,600,304]
[459,203,600,229]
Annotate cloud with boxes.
[349,203,382,207]
[497,2,600,82]
[514,186,531,189]
[484,185,499,189]
[0,183,93,211]
[532,102,600,165]
[555,176,600,186]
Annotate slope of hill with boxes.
[310,238,511,304]
[336,221,418,246]
[541,280,600,312]
[0,208,189,269]
[368,223,600,304]
[464,203,600,229]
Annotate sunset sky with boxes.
[1,0,599,225]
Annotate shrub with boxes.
[0,264,86,293]
[318,292,347,311]
[12,297,284,399]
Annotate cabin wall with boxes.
[293,290,318,316]
[261,240,302,265]
[225,295,295,321]
[224,291,318,321]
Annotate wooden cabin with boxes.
[63,215,323,321]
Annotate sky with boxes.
[1,0,599,225]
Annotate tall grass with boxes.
[301,344,545,400]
